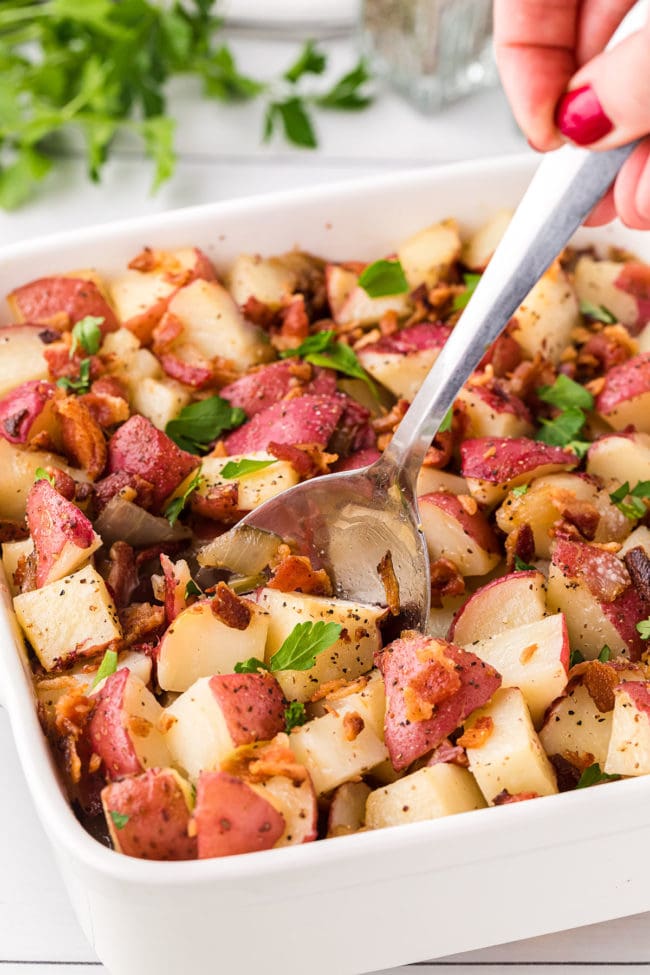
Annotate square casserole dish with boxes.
[2,155,650,975]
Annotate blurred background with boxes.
[0,0,528,246]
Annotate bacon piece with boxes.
[377,550,400,616]
[506,353,556,402]
[422,430,454,469]
[54,396,107,481]
[14,550,38,593]
[191,482,239,522]
[583,660,619,713]
[504,522,535,571]
[241,296,278,330]
[279,294,309,340]
[267,554,333,597]
[211,582,251,630]
[79,381,130,428]
[624,546,650,603]
[429,557,465,608]
[372,400,409,436]
[106,542,138,609]
[559,499,600,540]
[94,471,156,513]
[267,441,337,479]
[44,344,104,382]
[119,602,165,646]
[457,716,494,749]
[493,790,539,805]
[427,738,469,768]
[0,519,29,542]
[342,711,365,741]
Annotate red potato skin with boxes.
[460,436,577,483]
[419,491,501,554]
[375,634,502,770]
[359,322,451,356]
[618,680,650,713]
[102,768,197,860]
[596,352,650,414]
[0,380,57,444]
[615,263,650,330]
[87,670,143,781]
[209,673,286,747]
[26,479,96,587]
[194,771,285,858]
[8,277,118,332]
[220,360,337,417]
[464,382,532,422]
[224,393,344,455]
[447,570,542,643]
[107,414,198,509]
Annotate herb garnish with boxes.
[164,468,203,525]
[452,272,481,311]
[34,467,54,485]
[511,484,529,498]
[598,645,612,662]
[576,763,620,789]
[284,700,308,733]
[220,458,277,480]
[185,579,202,599]
[535,375,594,450]
[165,397,246,455]
[70,315,103,357]
[92,649,118,689]
[569,648,585,668]
[513,555,536,572]
[282,330,377,395]
[357,259,409,299]
[438,408,453,433]
[609,481,650,520]
[56,358,92,395]
[109,810,130,830]
[579,300,617,324]
[235,620,342,675]
[537,374,594,412]
[637,618,650,640]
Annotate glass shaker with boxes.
[361,0,498,113]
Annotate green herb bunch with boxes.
[0,1,373,209]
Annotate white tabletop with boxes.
[2,27,649,975]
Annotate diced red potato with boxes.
[157,596,269,692]
[88,669,170,780]
[224,394,344,455]
[547,537,648,660]
[448,570,547,646]
[107,414,198,510]
[227,253,298,309]
[220,360,336,418]
[333,281,411,328]
[0,380,59,446]
[365,763,485,829]
[327,781,372,837]
[333,446,382,472]
[1,538,33,596]
[35,650,153,719]
[254,588,386,702]
[7,273,118,332]
[574,256,650,334]
[605,681,650,776]
[618,526,650,560]
[109,247,216,342]
[171,452,299,518]
[457,383,533,440]
[130,376,191,432]
[357,323,451,401]
[165,279,270,370]
[461,209,512,272]
[13,565,122,671]
[495,472,631,560]
[397,219,462,289]
[252,774,318,846]
[418,491,501,576]
[512,261,580,364]
[596,352,650,433]
[163,673,286,781]
[587,431,650,486]
[375,633,502,770]
[26,479,101,587]
[459,613,569,726]
[325,265,358,323]
[427,594,468,642]
[0,325,51,398]
[193,771,285,859]
[158,554,192,624]
[463,687,558,804]
[416,467,469,497]
[460,437,578,507]
[102,767,196,860]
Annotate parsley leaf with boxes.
[358,259,409,299]
[234,657,269,674]
[438,407,453,433]
[284,41,326,83]
[569,648,585,668]
[511,484,529,498]
[109,810,129,830]
[537,374,594,412]
[598,645,612,663]
[70,315,103,357]
[270,620,342,672]
[452,272,481,311]
[609,481,650,520]
[283,330,377,396]
[164,468,203,526]
[165,397,246,455]
[565,440,591,460]
[220,458,277,480]
[637,618,650,640]
[514,555,536,572]
[284,700,308,733]
[536,407,587,448]
[185,579,202,599]
[576,763,620,789]
[315,59,373,111]
[56,358,92,395]
[92,648,118,689]
[264,97,317,148]
[579,300,617,324]
[34,467,54,485]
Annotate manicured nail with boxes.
[556,84,613,146]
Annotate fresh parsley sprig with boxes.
[452,272,481,311]
[92,648,118,689]
[537,374,594,412]
[34,467,54,485]
[579,300,617,324]
[164,467,203,525]
[284,700,308,733]
[56,358,92,395]
[609,481,650,520]
[535,375,594,451]
[165,397,246,455]
[109,810,129,830]
[357,259,409,299]
[70,315,103,357]
[282,330,377,396]
[235,620,342,675]
[637,618,650,640]
[513,555,536,572]
[220,458,277,480]
[576,763,620,789]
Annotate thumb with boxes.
[556,22,650,147]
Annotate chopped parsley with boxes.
[357,259,409,299]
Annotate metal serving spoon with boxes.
[211,138,635,632]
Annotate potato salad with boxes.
[3,214,650,861]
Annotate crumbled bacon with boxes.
[94,471,156,513]
[312,675,369,704]
[372,399,409,436]
[422,430,453,469]
[241,296,278,330]
[152,312,184,354]
[505,522,535,571]
[429,557,465,608]
[583,660,619,713]
[128,247,158,272]
[457,716,494,749]
[377,550,400,617]
[506,353,556,402]
[14,551,38,593]
[576,326,635,378]
[80,379,130,428]
[267,554,333,597]
[224,736,308,785]
[268,441,337,479]
[278,294,309,341]
[624,546,650,603]
[379,309,400,336]
[54,396,107,481]
[44,343,103,382]
[119,602,165,646]
[106,541,138,609]
[0,519,29,542]
[211,582,251,630]
[493,790,539,805]
[191,482,239,522]
[427,738,469,768]
[159,350,215,389]
[404,643,462,722]
[559,499,600,540]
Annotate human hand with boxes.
[494,0,650,227]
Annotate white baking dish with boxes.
[2,155,650,975]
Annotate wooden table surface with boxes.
[2,27,649,975]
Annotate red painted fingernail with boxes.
[556,84,613,145]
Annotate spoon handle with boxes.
[383,139,638,483]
